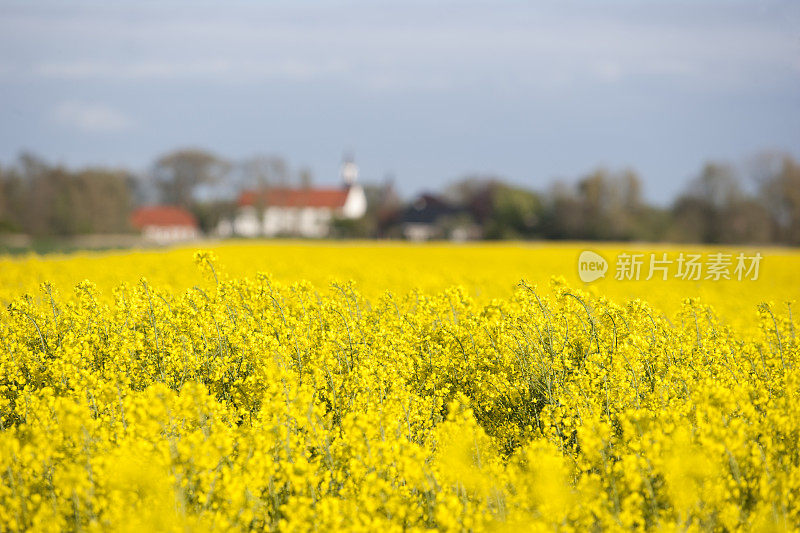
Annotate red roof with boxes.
[238,188,349,209]
[130,206,198,229]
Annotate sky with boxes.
[0,0,798,203]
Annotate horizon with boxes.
[1,0,798,205]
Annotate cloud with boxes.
[592,60,623,84]
[35,59,230,80]
[52,101,133,132]
[34,58,348,82]
[8,2,795,95]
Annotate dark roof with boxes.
[398,194,461,224]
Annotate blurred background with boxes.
[0,0,798,251]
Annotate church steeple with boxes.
[340,152,359,187]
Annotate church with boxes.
[219,158,367,238]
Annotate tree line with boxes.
[0,148,798,245]
[372,153,798,245]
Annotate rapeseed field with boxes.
[0,242,798,531]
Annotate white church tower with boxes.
[340,154,359,186]
[340,153,367,219]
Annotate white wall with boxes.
[261,207,333,237]
[142,225,199,244]
[234,206,261,237]
[230,193,363,238]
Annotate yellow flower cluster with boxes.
[0,244,798,531]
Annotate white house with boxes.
[222,159,367,238]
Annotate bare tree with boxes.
[671,162,771,244]
[754,153,800,244]
[153,149,230,207]
[240,155,289,190]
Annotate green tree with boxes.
[484,183,542,239]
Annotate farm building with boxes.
[130,205,200,244]
[219,159,367,238]
[394,193,481,241]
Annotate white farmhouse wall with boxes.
[143,225,198,245]
[403,223,436,242]
[262,207,284,236]
[234,206,261,237]
[227,183,366,238]
[256,206,336,237]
